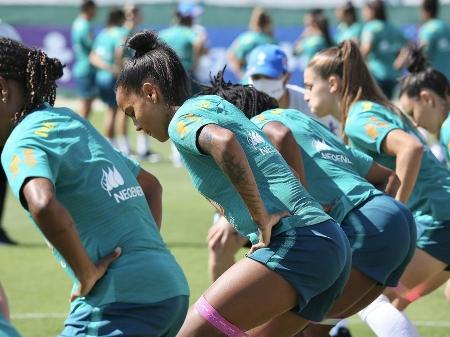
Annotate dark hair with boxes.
[249,8,272,33]
[116,30,191,106]
[107,8,125,27]
[367,0,387,21]
[81,0,96,12]
[399,44,449,100]
[308,40,398,142]
[175,12,194,26]
[311,11,334,47]
[422,0,439,18]
[341,1,357,23]
[0,38,64,125]
[200,68,278,119]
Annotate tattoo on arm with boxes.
[220,149,247,185]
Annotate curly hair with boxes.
[0,37,64,124]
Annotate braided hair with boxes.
[0,38,64,125]
[199,68,278,119]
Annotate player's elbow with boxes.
[27,191,57,220]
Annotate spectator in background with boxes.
[71,0,97,119]
[418,0,450,81]
[335,1,362,45]
[227,7,276,80]
[0,282,21,337]
[360,0,406,99]
[294,9,334,68]
[90,8,128,153]
[0,18,20,245]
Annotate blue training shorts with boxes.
[248,220,352,322]
[59,295,189,337]
[74,72,97,99]
[342,194,417,287]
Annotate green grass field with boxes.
[0,105,449,337]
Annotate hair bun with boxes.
[127,30,160,57]
[48,57,64,81]
[404,44,428,73]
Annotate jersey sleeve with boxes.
[251,109,286,130]
[1,123,61,208]
[229,34,252,61]
[345,102,400,155]
[347,146,374,177]
[169,101,220,155]
[361,23,376,45]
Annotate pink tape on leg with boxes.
[195,295,249,337]
[404,290,422,302]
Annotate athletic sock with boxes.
[136,133,149,156]
[116,135,130,155]
[358,294,420,337]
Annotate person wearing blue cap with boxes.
[246,44,340,135]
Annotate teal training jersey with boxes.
[71,16,95,78]
[345,100,450,223]
[160,25,197,72]
[1,104,189,307]
[251,108,382,223]
[0,314,20,337]
[229,31,276,70]
[92,26,127,83]
[419,19,450,80]
[441,114,450,167]
[361,20,405,81]
[335,22,363,44]
[168,96,331,244]
[294,34,330,66]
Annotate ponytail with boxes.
[308,40,400,142]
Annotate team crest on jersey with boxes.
[101,166,144,203]
[312,138,352,164]
[247,130,264,147]
[101,166,125,196]
[312,139,333,152]
[246,130,275,156]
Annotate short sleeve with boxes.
[345,102,400,155]
[361,24,375,45]
[169,102,220,155]
[347,146,374,177]
[1,128,60,208]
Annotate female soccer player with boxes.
[116,30,351,336]
[202,73,416,337]
[0,37,189,337]
[398,45,450,166]
[294,9,334,67]
[335,1,362,45]
[303,39,450,337]
[360,0,406,98]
